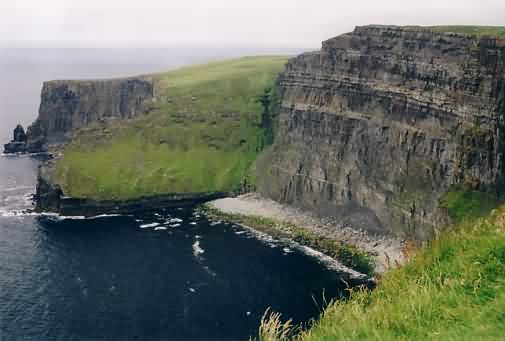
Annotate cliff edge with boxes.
[20,77,154,153]
[257,25,505,239]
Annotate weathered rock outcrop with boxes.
[258,25,505,239]
[25,77,154,151]
[3,124,28,153]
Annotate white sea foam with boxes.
[169,223,181,228]
[298,245,367,278]
[44,214,90,221]
[0,210,128,221]
[0,210,22,217]
[192,239,205,258]
[86,214,123,220]
[37,212,60,218]
[0,186,34,192]
[0,152,22,157]
[3,211,126,221]
[154,226,168,231]
[232,222,368,278]
[203,265,217,277]
[58,215,87,220]
[140,222,160,229]
[0,152,51,157]
[190,222,197,225]
[0,210,60,218]
[168,218,183,223]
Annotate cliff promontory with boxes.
[257,25,505,239]
[27,57,287,211]
[22,77,154,152]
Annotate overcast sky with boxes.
[1,0,504,48]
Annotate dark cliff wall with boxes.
[27,77,154,149]
[258,25,505,239]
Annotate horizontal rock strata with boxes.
[26,77,154,151]
[258,25,505,239]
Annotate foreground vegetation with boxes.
[440,189,498,223]
[259,191,505,340]
[54,57,288,200]
[430,25,505,37]
[202,205,374,276]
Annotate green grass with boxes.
[440,189,498,223]
[202,205,375,276]
[258,192,505,340]
[53,56,288,200]
[430,25,505,37]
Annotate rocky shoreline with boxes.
[207,193,406,274]
[205,211,376,285]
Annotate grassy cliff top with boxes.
[358,25,505,38]
[53,56,288,200]
[260,192,505,340]
[429,25,505,37]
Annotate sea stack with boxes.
[3,124,28,154]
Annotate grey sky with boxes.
[1,0,504,48]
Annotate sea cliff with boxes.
[256,25,505,239]
[3,25,504,341]
[29,77,154,151]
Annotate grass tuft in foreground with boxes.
[258,308,296,341]
[202,205,375,276]
[53,56,288,200]
[257,190,505,340]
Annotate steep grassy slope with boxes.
[260,193,505,340]
[53,56,288,200]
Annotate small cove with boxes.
[0,49,362,340]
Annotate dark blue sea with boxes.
[0,48,353,341]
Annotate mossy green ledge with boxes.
[33,56,289,214]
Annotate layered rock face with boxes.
[258,25,505,239]
[26,77,154,150]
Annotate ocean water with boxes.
[0,48,356,341]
